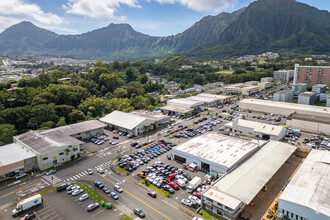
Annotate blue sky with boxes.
[0,0,328,36]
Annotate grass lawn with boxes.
[116,164,127,175]
[198,209,220,220]
[75,183,109,206]
[122,216,132,220]
[140,180,169,197]
[215,70,234,74]
[40,186,56,195]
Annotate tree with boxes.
[40,121,55,129]
[113,88,128,98]
[99,72,123,93]
[28,104,59,129]
[78,96,105,117]
[56,117,67,127]
[68,109,85,123]
[140,74,148,84]
[0,124,17,145]
[125,67,137,82]
[306,85,312,91]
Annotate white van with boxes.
[176,179,186,188]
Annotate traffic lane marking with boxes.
[97,173,172,220]
[0,180,43,199]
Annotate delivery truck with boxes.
[12,194,43,217]
[187,177,201,193]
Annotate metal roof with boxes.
[203,188,242,210]
[197,93,232,100]
[100,110,154,130]
[173,132,260,170]
[279,150,330,217]
[0,143,35,166]
[187,96,219,103]
[15,120,104,155]
[167,98,204,107]
[236,119,286,136]
[160,105,192,113]
[131,110,170,121]
[291,113,330,124]
[210,141,296,205]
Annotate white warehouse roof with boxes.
[167,98,204,108]
[236,119,285,136]
[0,143,35,166]
[100,110,155,130]
[279,150,330,217]
[197,93,232,100]
[210,140,296,205]
[187,96,219,103]
[173,132,261,171]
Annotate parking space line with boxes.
[97,173,172,220]
[37,207,55,215]
[48,215,62,220]
[92,209,104,217]
[81,202,90,207]
[39,211,57,219]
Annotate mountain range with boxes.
[0,0,329,60]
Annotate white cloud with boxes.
[0,0,63,25]
[64,0,141,18]
[154,0,236,12]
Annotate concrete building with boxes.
[286,113,330,136]
[327,96,330,107]
[131,110,170,126]
[202,141,296,220]
[244,81,259,86]
[291,83,307,93]
[197,94,232,104]
[187,96,219,107]
[258,82,272,90]
[273,90,294,102]
[100,111,156,136]
[274,70,294,82]
[241,86,259,95]
[0,143,36,177]
[14,120,105,170]
[312,84,327,94]
[167,98,204,109]
[260,77,273,83]
[298,92,318,105]
[172,133,260,176]
[293,64,330,86]
[160,105,192,117]
[278,150,330,220]
[239,99,330,118]
[224,86,242,94]
[231,119,286,141]
[319,93,329,102]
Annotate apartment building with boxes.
[293,64,330,86]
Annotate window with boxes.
[59,152,64,155]
[42,157,48,160]
[68,145,72,148]
[296,215,298,219]
[291,213,293,218]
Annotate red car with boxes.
[167,181,179,189]
[193,191,202,198]
[166,173,176,180]
[113,136,119,139]
[174,129,179,132]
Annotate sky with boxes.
[0,0,328,37]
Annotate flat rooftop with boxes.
[208,141,296,205]
[131,110,170,121]
[299,92,316,97]
[167,98,204,106]
[173,132,260,170]
[291,113,330,124]
[276,90,292,94]
[203,188,242,210]
[236,119,286,136]
[0,143,35,166]
[160,105,192,113]
[279,150,330,217]
[197,93,232,100]
[187,96,218,103]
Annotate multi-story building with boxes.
[293,64,330,86]
[273,70,294,82]
[291,83,307,94]
[260,77,273,82]
[273,90,294,102]
[258,82,272,90]
[319,93,329,102]
[298,92,318,105]
[241,86,259,95]
[312,84,327,94]
[327,96,330,107]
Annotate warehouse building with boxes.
[172,132,261,177]
[131,110,170,126]
[202,141,297,220]
[187,96,219,107]
[100,111,156,136]
[298,92,318,105]
[167,98,204,109]
[160,105,192,117]
[278,150,330,220]
[14,120,105,170]
[0,143,36,177]
[239,99,330,118]
[231,119,286,141]
[286,113,330,136]
[197,94,232,104]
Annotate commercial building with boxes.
[224,86,242,94]
[278,150,330,220]
[298,92,318,105]
[239,99,330,118]
[258,82,272,90]
[293,64,330,86]
[273,70,294,82]
[261,77,273,82]
[167,98,204,109]
[231,119,286,141]
[286,113,330,136]
[14,120,105,170]
[0,143,36,177]
[172,132,261,176]
[187,96,219,107]
[100,111,156,136]
[160,105,192,117]
[244,81,259,86]
[131,110,170,126]
[312,84,327,94]
[241,86,259,95]
[197,94,232,104]
[273,90,294,102]
[202,141,296,220]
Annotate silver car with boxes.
[79,193,89,202]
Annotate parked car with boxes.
[57,183,70,192]
[113,136,119,139]
[133,208,145,218]
[79,193,89,202]
[15,173,27,179]
[94,181,104,189]
[87,203,99,212]
[20,213,35,220]
[110,192,119,200]
[181,199,193,206]
[103,188,110,194]
[114,185,123,193]
[72,189,83,197]
[45,169,56,176]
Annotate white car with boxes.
[182,199,193,206]
[114,185,123,193]
[96,168,104,174]
[79,193,89,202]
[72,189,83,196]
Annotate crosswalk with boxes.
[41,161,113,185]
